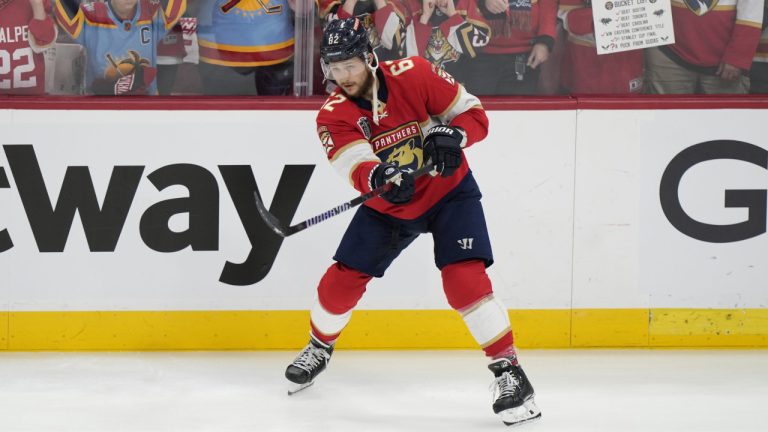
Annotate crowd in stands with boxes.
[0,0,765,96]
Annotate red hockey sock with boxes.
[310,262,372,345]
[442,260,516,359]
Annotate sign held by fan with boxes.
[592,0,675,55]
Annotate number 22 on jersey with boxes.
[0,47,37,89]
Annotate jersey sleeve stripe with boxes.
[330,141,380,186]
[54,0,84,39]
[163,0,186,30]
[736,19,764,29]
[437,85,482,123]
[198,38,295,53]
[379,12,402,50]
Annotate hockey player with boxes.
[284,17,540,427]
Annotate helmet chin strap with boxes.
[367,51,381,125]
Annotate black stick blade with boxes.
[253,190,290,237]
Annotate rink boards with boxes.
[0,99,767,349]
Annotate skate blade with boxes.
[287,380,314,396]
[499,400,542,427]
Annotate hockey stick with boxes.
[254,162,434,237]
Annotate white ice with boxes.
[0,350,766,431]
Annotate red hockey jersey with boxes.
[754,22,767,63]
[668,0,763,70]
[482,0,557,54]
[404,0,491,71]
[0,0,56,94]
[558,0,643,93]
[316,56,488,220]
[318,0,409,57]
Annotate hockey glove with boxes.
[371,163,415,205]
[423,125,466,177]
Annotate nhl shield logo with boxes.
[683,0,718,16]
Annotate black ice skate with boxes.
[488,357,541,427]
[285,336,334,395]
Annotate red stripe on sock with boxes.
[483,332,514,359]
[310,322,339,346]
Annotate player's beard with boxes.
[339,70,375,99]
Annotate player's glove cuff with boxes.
[423,125,466,177]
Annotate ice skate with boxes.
[285,336,334,395]
[488,357,541,427]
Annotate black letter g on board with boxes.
[660,140,767,243]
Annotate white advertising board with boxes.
[3,107,765,314]
[574,109,768,309]
[0,109,576,311]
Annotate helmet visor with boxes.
[321,57,368,81]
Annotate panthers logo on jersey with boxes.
[426,28,460,68]
[385,138,424,171]
[682,0,718,16]
[371,122,424,173]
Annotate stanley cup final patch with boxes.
[357,117,372,141]
[318,126,335,156]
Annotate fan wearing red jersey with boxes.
[463,0,558,95]
[646,0,763,94]
[558,0,644,94]
[283,17,540,427]
[749,2,768,93]
[404,0,491,85]
[317,0,409,61]
[0,0,57,95]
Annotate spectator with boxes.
[0,0,57,95]
[464,0,558,95]
[157,17,203,95]
[196,0,295,95]
[54,0,186,95]
[558,0,643,94]
[535,18,565,95]
[404,0,491,85]
[318,0,409,61]
[749,2,768,93]
[646,0,763,94]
